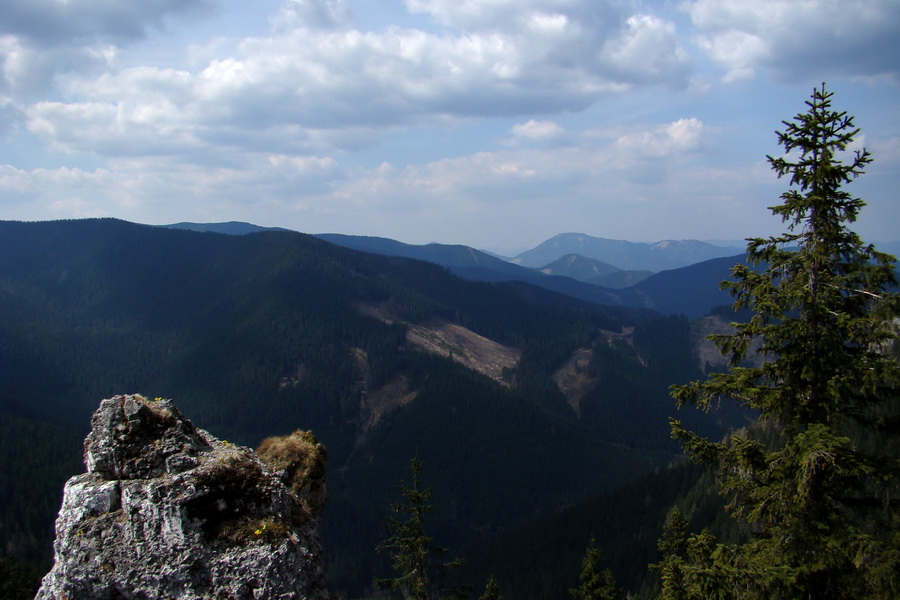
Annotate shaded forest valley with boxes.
[0,218,802,597]
[0,220,747,598]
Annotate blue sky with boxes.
[1,0,897,253]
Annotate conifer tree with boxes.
[375,457,463,600]
[0,555,37,600]
[570,539,618,600]
[653,507,691,600]
[668,84,900,598]
[478,576,503,600]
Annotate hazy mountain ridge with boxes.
[538,253,621,279]
[315,231,747,318]
[314,233,527,275]
[158,221,760,320]
[314,232,625,306]
[537,254,653,289]
[162,221,291,235]
[514,232,743,272]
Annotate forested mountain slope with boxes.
[315,232,623,306]
[617,254,748,318]
[315,231,750,318]
[0,219,745,595]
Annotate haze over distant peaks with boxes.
[513,233,743,272]
[536,254,653,289]
[162,221,290,235]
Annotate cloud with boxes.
[0,33,116,96]
[0,149,342,223]
[0,116,719,236]
[7,105,894,247]
[313,123,779,244]
[0,0,214,96]
[271,0,352,30]
[599,14,691,85]
[0,164,114,214]
[684,0,900,82]
[509,119,567,145]
[615,117,707,159]
[0,0,215,45]
[18,0,693,165]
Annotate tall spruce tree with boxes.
[668,84,900,599]
[375,457,463,600]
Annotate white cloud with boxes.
[17,1,693,164]
[692,30,766,83]
[4,104,894,247]
[616,118,706,159]
[0,33,116,95]
[0,0,214,95]
[684,0,900,82]
[599,14,691,85]
[405,0,561,30]
[0,164,114,214]
[509,119,566,144]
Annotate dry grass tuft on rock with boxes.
[257,429,328,521]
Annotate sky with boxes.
[0,0,898,254]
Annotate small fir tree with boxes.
[375,457,463,600]
[668,84,900,599]
[478,576,503,600]
[570,539,618,600]
[0,555,38,600]
[653,507,691,600]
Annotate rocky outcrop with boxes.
[36,394,330,600]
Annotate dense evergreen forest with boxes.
[0,218,745,597]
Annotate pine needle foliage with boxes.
[570,538,618,600]
[668,84,900,599]
[652,507,691,600]
[478,576,503,600]
[375,457,463,600]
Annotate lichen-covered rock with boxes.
[36,394,331,600]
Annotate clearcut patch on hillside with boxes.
[360,375,418,433]
[356,301,520,384]
[552,347,596,416]
[406,321,520,384]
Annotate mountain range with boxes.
[7,219,893,597]
[511,233,744,271]
[286,228,748,318]
[1,218,759,597]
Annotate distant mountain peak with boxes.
[516,233,742,272]
[538,253,621,279]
